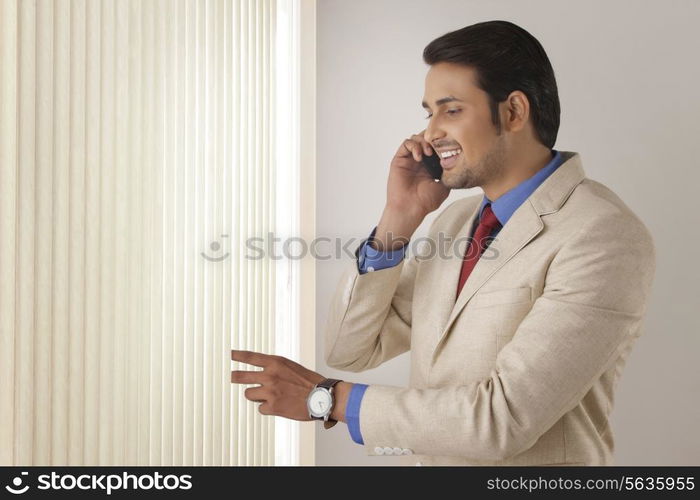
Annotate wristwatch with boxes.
[307,378,342,429]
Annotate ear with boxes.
[502,90,530,133]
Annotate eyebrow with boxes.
[421,96,463,110]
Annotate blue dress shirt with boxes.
[346,149,563,445]
[357,226,408,273]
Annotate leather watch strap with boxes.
[318,378,342,390]
[316,378,342,428]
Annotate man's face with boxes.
[422,62,508,190]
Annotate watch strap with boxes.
[310,378,343,428]
[317,378,342,391]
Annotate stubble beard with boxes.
[441,135,507,190]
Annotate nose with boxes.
[423,117,443,147]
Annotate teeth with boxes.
[440,148,462,158]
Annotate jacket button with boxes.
[374,446,384,455]
[383,446,394,455]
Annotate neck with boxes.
[482,144,552,201]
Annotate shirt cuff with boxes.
[345,383,369,445]
[357,226,407,274]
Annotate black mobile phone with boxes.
[421,150,443,180]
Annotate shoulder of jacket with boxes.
[555,179,655,257]
[567,180,650,229]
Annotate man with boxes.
[231,20,656,466]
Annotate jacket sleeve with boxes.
[355,214,657,460]
[323,197,472,373]
[323,236,420,372]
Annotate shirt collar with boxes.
[479,150,563,226]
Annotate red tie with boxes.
[456,204,501,298]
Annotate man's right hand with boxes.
[370,130,450,252]
[386,130,450,217]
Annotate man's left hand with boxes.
[231,349,326,422]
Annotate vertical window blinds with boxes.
[0,0,302,466]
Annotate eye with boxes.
[424,109,461,120]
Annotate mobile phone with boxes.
[421,150,443,180]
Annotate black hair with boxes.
[423,20,560,148]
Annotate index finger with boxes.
[231,349,272,367]
[413,131,433,155]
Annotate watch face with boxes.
[308,388,332,417]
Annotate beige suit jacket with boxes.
[323,151,656,466]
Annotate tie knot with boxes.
[479,204,500,229]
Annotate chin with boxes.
[442,176,468,190]
[441,167,474,190]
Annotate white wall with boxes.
[316,0,700,465]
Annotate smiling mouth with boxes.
[440,150,462,169]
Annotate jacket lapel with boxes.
[422,200,480,346]
[430,151,586,361]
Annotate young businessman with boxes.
[230,20,656,466]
